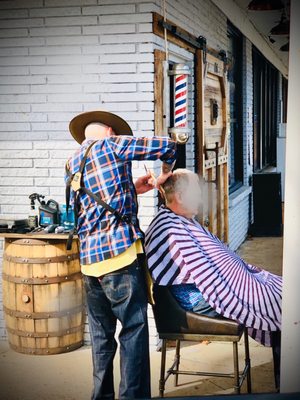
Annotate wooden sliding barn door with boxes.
[195,50,229,242]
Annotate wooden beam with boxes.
[223,162,229,243]
[154,49,166,136]
[195,49,205,176]
[219,75,228,151]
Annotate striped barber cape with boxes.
[144,205,282,346]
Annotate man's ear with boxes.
[106,127,113,137]
[174,191,183,205]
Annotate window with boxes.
[281,76,288,123]
[227,23,243,192]
[253,47,279,171]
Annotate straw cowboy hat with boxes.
[69,110,133,144]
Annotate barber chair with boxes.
[152,285,252,396]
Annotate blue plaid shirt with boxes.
[66,135,176,265]
[170,284,204,310]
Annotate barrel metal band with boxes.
[6,324,83,338]
[9,340,84,355]
[7,238,78,246]
[3,304,84,319]
[3,252,79,264]
[2,271,82,285]
[7,238,55,246]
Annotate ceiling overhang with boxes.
[211,0,289,77]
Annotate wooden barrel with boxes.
[2,235,84,355]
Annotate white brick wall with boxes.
[228,187,252,251]
[229,195,250,251]
[0,0,160,344]
[0,0,285,349]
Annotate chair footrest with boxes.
[159,332,242,342]
[168,369,236,379]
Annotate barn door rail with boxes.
[159,19,206,50]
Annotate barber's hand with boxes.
[134,174,155,194]
[155,171,172,189]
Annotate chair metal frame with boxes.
[158,329,251,397]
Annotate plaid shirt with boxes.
[66,135,176,265]
[169,284,204,310]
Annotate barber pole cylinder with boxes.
[169,63,191,144]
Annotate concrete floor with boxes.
[0,236,283,400]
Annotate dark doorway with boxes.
[227,22,243,192]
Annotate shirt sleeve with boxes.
[64,159,71,183]
[108,136,177,164]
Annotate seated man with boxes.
[145,169,281,389]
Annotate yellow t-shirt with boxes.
[81,239,144,277]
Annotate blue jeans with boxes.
[192,296,220,318]
[83,260,151,400]
[170,283,219,318]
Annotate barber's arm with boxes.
[109,136,177,165]
[111,135,177,190]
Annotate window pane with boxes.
[253,47,278,171]
[227,22,243,190]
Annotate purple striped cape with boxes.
[145,206,282,346]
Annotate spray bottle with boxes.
[28,193,44,229]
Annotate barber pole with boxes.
[174,74,188,127]
[169,63,191,144]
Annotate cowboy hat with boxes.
[69,110,133,144]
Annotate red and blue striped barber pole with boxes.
[175,74,188,127]
[169,63,191,144]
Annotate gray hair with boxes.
[161,169,200,203]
